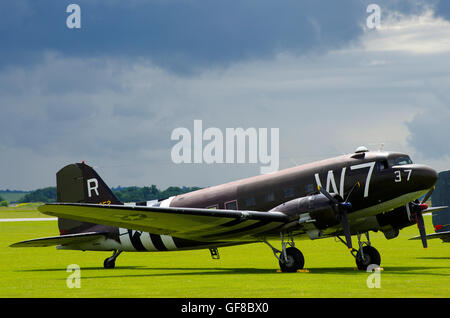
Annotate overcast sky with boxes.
[1,0,450,190]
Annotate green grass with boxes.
[0,203,48,219]
[0,206,449,298]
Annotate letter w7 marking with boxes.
[315,162,375,199]
[314,168,346,198]
[350,162,375,198]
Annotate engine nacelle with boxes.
[376,204,416,239]
[270,193,340,230]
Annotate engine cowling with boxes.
[376,203,417,239]
[270,193,341,230]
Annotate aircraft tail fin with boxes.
[56,162,121,234]
[57,162,121,205]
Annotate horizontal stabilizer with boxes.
[10,232,107,248]
[409,230,450,243]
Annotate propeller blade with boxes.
[421,187,434,204]
[416,211,428,249]
[344,181,361,203]
[317,185,339,204]
[340,211,352,250]
[318,185,353,249]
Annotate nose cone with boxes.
[415,165,438,190]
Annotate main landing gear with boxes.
[266,231,381,272]
[104,250,122,269]
[338,232,381,270]
[264,233,305,272]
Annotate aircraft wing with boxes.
[38,203,290,241]
[409,230,450,243]
[422,206,449,214]
[10,232,108,247]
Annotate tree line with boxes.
[18,185,202,203]
[0,194,7,207]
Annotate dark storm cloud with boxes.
[435,0,450,20]
[1,0,441,73]
[2,0,450,189]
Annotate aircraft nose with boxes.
[414,164,438,190]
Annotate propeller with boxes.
[317,182,360,250]
[410,187,434,249]
[421,187,434,205]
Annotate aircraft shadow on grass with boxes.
[16,265,450,279]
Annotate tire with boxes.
[279,247,305,272]
[356,245,381,270]
[104,258,116,269]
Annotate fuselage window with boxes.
[377,160,388,171]
[225,200,238,210]
[245,197,256,207]
[283,187,295,198]
[304,184,314,194]
[265,192,275,202]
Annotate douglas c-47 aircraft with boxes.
[11,147,448,272]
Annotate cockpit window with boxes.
[390,156,413,166]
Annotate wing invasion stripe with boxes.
[119,227,133,250]
[150,234,168,251]
[161,235,177,250]
[202,221,271,238]
[129,230,146,251]
[140,232,157,251]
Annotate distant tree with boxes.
[0,194,4,202]
[0,201,8,207]
[113,185,201,202]
[19,187,57,203]
[18,185,201,203]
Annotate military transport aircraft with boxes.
[11,147,447,272]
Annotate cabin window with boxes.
[283,187,295,198]
[377,160,388,171]
[245,197,256,207]
[225,200,238,210]
[304,184,314,194]
[264,192,275,202]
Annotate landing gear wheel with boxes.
[104,257,116,269]
[279,247,305,273]
[103,250,122,269]
[355,246,381,270]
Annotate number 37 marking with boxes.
[394,169,412,183]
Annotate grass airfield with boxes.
[0,204,449,298]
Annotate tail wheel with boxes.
[279,247,305,272]
[104,257,116,269]
[355,245,381,270]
